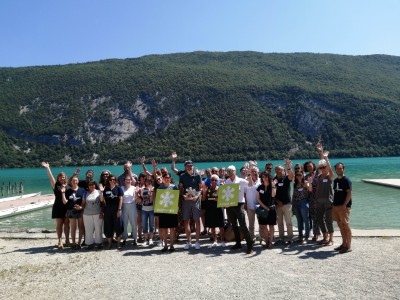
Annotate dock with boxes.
[0,193,54,219]
[362,179,400,189]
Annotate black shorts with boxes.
[67,209,80,219]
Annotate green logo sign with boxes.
[154,189,179,214]
[217,183,239,208]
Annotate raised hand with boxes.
[316,143,323,153]
[284,159,292,170]
[249,160,258,167]
[151,159,157,168]
[171,152,177,160]
[41,162,49,168]
[272,179,278,187]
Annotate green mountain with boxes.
[1,51,399,168]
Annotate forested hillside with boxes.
[0,51,399,167]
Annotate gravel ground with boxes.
[1,236,399,300]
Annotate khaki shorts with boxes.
[332,206,351,224]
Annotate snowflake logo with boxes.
[221,186,235,202]
[185,187,198,198]
[160,191,174,208]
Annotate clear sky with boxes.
[0,0,399,67]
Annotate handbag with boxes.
[256,206,269,219]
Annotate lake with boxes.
[0,157,399,230]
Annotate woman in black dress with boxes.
[202,174,225,247]
[41,162,70,249]
[256,171,277,249]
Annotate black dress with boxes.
[205,187,224,228]
[51,183,67,219]
[256,184,277,225]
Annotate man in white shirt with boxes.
[225,165,254,254]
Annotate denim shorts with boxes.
[67,209,80,219]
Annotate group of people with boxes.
[42,143,353,255]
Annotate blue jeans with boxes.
[142,209,154,234]
[293,199,310,239]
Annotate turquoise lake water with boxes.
[0,157,399,230]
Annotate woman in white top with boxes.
[121,175,138,246]
[82,181,103,249]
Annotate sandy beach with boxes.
[1,235,399,299]
[1,194,400,299]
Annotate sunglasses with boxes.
[211,179,218,182]
[109,178,116,181]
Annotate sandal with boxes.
[321,240,333,246]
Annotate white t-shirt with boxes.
[246,178,261,210]
[225,176,248,204]
[121,186,136,204]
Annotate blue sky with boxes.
[0,0,399,67]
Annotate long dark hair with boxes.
[294,171,305,186]
[260,171,272,186]
[99,170,110,186]
[303,161,316,174]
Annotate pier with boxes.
[362,179,400,189]
[0,193,54,219]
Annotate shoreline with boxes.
[1,228,400,240]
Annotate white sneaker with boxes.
[211,241,218,248]
[221,241,226,247]
[195,241,201,250]
[184,242,192,250]
[148,239,153,246]
[158,240,164,247]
